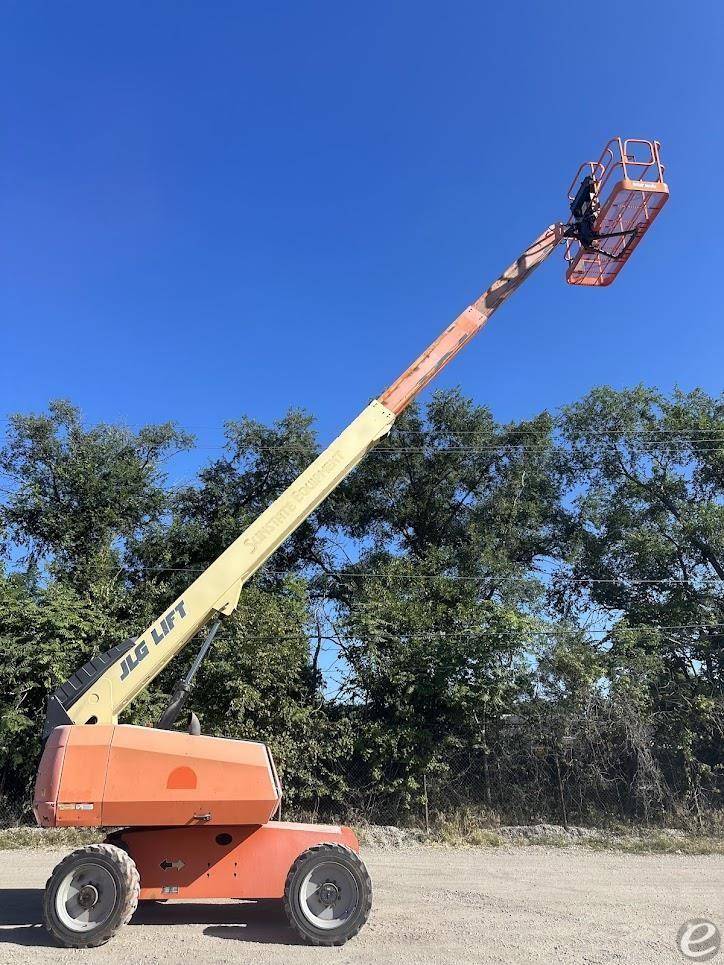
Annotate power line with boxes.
[167,441,724,453]
[143,566,724,585]
[193,622,724,645]
[309,573,724,585]
[395,429,724,436]
[338,624,724,637]
[327,621,724,637]
[85,420,724,437]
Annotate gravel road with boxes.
[0,846,721,964]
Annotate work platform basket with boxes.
[565,137,669,286]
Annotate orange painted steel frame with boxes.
[34,724,361,901]
[112,824,359,901]
[34,725,281,829]
[564,137,669,287]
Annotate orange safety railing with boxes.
[565,137,669,286]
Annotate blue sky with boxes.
[2,1,722,482]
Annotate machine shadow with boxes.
[0,890,302,948]
[0,888,54,947]
[136,898,305,945]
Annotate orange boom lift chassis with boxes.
[33,137,668,948]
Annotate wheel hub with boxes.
[318,881,340,906]
[298,859,360,931]
[78,884,99,909]
[55,861,118,933]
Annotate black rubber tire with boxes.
[43,843,140,948]
[283,843,372,946]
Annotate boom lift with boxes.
[33,136,669,948]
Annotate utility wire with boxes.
[98,421,724,437]
[162,441,724,452]
[336,624,724,637]
[199,622,724,644]
[144,566,724,585]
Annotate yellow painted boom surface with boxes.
[62,401,396,726]
[46,224,562,731]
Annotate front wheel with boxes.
[283,843,372,946]
[43,843,140,948]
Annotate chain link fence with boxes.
[285,698,723,832]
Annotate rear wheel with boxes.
[43,843,140,948]
[283,843,371,946]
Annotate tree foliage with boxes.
[0,388,721,827]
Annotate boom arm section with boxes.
[44,223,563,733]
[45,401,395,731]
[380,224,563,414]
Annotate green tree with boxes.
[0,402,192,817]
[0,570,134,814]
[129,408,324,593]
[2,387,722,829]
[321,390,561,817]
[0,399,192,586]
[557,385,724,818]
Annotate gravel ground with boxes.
[0,845,721,964]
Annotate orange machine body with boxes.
[34,724,360,902]
[112,822,360,900]
[34,724,281,829]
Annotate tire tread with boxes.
[282,842,372,947]
[43,843,140,948]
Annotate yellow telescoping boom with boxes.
[43,137,670,734]
[43,226,561,732]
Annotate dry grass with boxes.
[583,831,724,856]
[2,821,722,856]
[0,826,103,851]
[355,808,724,855]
